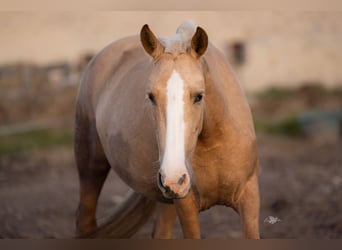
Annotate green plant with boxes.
[0,128,73,156]
[254,116,302,137]
[257,86,294,100]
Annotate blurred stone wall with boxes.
[0,12,341,91]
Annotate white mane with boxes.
[163,20,197,54]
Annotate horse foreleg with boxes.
[152,202,177,239]
[235,173,260,239]
[174,191,201,239]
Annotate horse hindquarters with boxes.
[75,104,157,238]
[74,106,111,237]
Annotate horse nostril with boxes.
[158,172,164,188]
[164,185,171,193]
[177,174,186,185]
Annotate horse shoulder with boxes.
[191,44,258,207]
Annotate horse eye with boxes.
[194,93,203,104]
[147,92,156,105]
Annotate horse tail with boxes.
[81,191,156,238]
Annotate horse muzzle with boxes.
[157,171,191,199]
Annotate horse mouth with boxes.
[157,172,190,199]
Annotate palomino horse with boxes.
[75,20,260,239]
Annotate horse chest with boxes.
[192,143,251,209]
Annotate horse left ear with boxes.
[191,26,208,58]
[140,24,164,59]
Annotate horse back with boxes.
[76,35,147,121]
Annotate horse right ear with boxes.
[140,24,164,59]
[191,26,208,58]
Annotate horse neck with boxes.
[198,69,231,142]
[199,51,256,144]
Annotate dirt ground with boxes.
[0,134,341,239]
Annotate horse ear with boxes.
[140,24,164,59]
[191,26,208,58]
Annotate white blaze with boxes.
[161,70,186,179]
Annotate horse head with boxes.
[140,21,208,199]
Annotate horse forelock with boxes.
[162,20,197,56]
